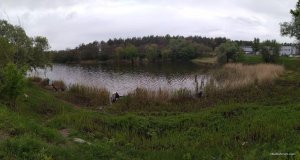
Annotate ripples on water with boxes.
[29,62,211,95]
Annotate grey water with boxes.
[30,62,211,95]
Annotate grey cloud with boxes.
[0,0,80,10]
[0,0,297,49]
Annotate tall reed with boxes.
[210,63,285,90]
[65,84,110,108]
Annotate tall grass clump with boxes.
[127,87,171,104]
[52,80,67,91]
[65,84,110,108]
[111,87,196,112]
[28,76,42,83]
[210,63,285,90]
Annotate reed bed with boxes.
[127,87,194,103]
[109,87,197,112]
[210,63,285,90]
[51,80,67,91]
[28,76,42,83]
[65,84,110,108]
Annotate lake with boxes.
[30,62,212,95]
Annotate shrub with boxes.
[260,40,280,63]
[0,63,26,107]
[216,41,243,64]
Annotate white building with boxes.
[280,45,298,56]
[242,45,299,56]
[242,46,254,55]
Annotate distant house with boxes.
[242,44,299,56]
[280,45,298,56]
[241,46,254,55]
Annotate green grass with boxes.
[0,57,299,159]
[191,56,218,64]
[238,55,263,64]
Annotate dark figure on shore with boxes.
[198,78,205,98]
[111,92,120,103]
[195,75,206,98]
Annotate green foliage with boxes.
[30,36,51,69]
[52,35,223,63]
[0,63,26,107]
[144,44,160,62]
[0,20,51,69]
[169,38,197,60]
[280,0,300,41]
[0,37,15,67]
[123,44,138,60]
[252,38,260,53]
[260,40,280,63]
[216,41,243,64]
[0,136,53,160]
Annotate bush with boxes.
[216,41,243,64]
[260,40,280,63]
[0,63,26,107]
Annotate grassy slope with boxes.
[0,56,299,159]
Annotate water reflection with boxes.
[30,62,211,95]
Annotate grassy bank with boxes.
[191,56,218,65]
[0,57,299,159]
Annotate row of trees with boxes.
[216,39,281,64]
[52,36,232,63]
[0,20,50,107]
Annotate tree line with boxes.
[52,36,246,63]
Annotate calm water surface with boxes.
[30,62,211,95]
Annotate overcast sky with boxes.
[0,0,297,50]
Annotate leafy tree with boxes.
[280,0,300,42]
[123,44,138,63]
[144,44,159,62]
[194,43,213,57]
[169,38,197,60]
[0,37,15,67]
[252,38,260,53]
[0,20,50,69]
[0,63,26,107]
[52,35,229,62]
[260,40,280,63]
[216,41,243,63]
[29,36,51,68]
[114,46,124,61]
[0,20,50,107]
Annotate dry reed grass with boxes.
[66,84,110,107]
[28,76,42,83]
[126,87,194,104]
[40,78,50,87]
[52,80,67,91]
[210,63,285,90]
[128,88,171,103]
